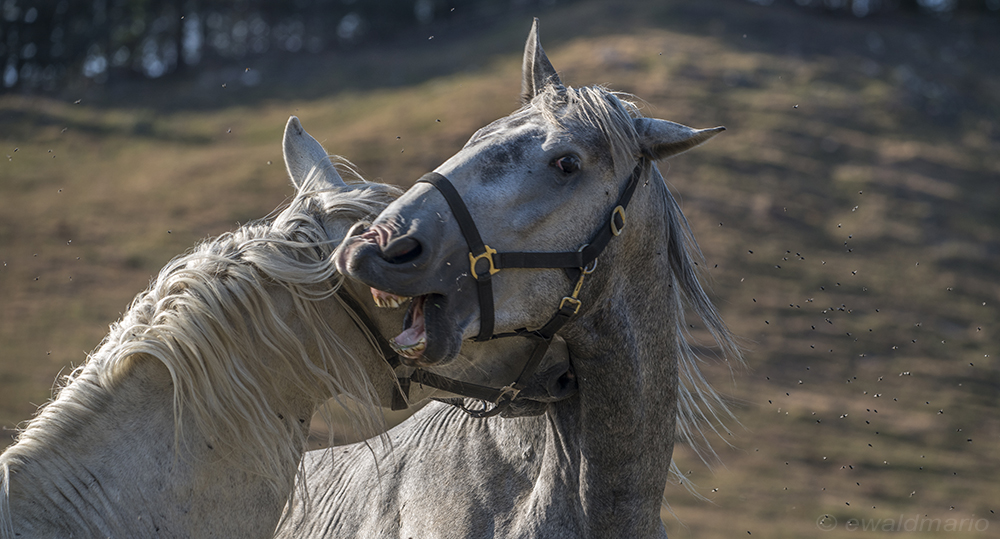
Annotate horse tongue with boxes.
[394,325,425,347]
[392,295,426,358]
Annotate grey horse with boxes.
[278,20,740,539]
[0,117,568,538]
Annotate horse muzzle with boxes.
[334,218,474,366]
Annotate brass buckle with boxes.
[610,205,626,236]
[556,248,591,316]
[497,384,521,402]
[469,245,500,280]
[558,296,582,315]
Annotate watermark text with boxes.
[817,514,989,533]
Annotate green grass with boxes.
[1,0,998,536]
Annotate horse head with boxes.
[286,115,575,415]
[335,19,724,369]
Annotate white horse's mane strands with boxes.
[536,82,744,473]
[6,178,401,498]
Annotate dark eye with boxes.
[553,155,581,174]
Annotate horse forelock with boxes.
[7,184,400,498]
[533,84,642,178]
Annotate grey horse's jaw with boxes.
[334,241,463,365]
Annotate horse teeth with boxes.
[371,289,410,309]
[390,338,426,358]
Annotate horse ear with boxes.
[282,116,347,190]
[521,18,562,105]
[634,118,726,160]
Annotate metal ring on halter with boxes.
[579,244,598,275]
[460,397,512,419]
[610,205,626,236]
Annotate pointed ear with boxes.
[521,18,562,105]
[282,116,346,191]
[634,118,725,160]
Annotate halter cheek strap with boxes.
[412,174,498,341]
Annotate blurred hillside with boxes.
[1,0,998,537]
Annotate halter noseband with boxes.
[394,157,646,417]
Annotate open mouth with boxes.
[371,288,428,361]
[393,295,427,360]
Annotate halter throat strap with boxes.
[335,286,558,416]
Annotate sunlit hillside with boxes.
[1,1,997,537]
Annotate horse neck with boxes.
[556,175,678,537]
[1,358,298,538]
[0,272,400,537]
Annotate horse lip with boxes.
[343,220,372,241]
[335,231,465,301]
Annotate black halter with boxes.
[393,157,646,417]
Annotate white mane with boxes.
[3,177,401,500]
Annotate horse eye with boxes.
[553,155,581,174]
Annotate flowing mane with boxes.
[3,169,402,500]
[534,83,745,471]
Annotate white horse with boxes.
[0,117,567,538]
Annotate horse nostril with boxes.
[381,236,423,265]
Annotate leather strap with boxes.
[417,172,496,341]
[334,288,412,410]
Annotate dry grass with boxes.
[1,0,997,536]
